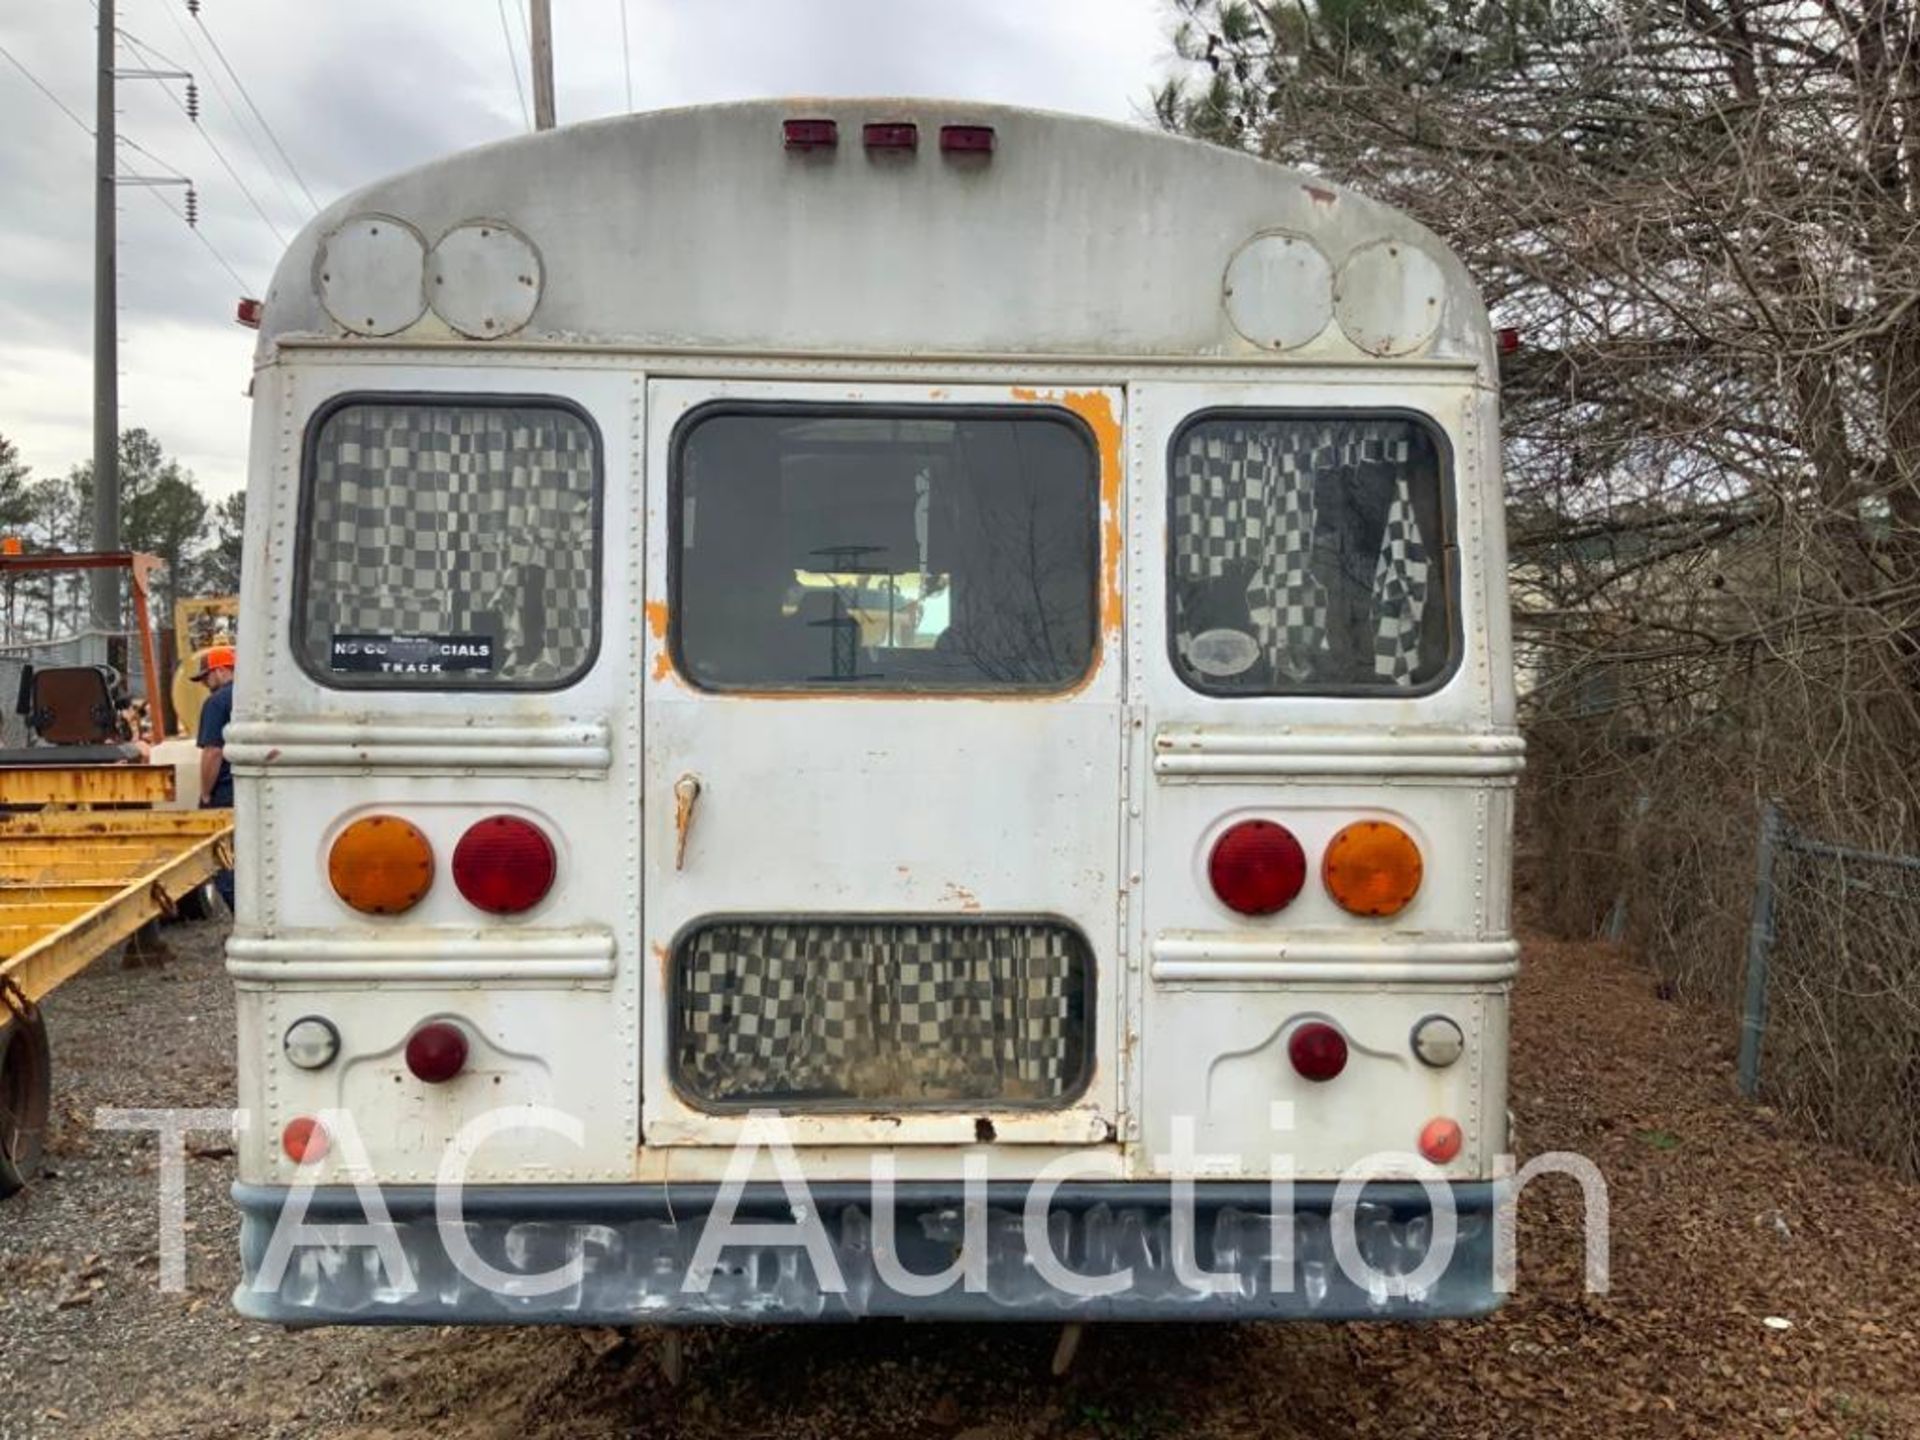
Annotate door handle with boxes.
[673,773,702,871]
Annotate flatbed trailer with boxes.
[0,769,233,1195]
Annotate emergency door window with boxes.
[1168,413,1453,694]
[672,407,1098,691]
[297,399,601,687]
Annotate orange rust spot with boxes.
[651,651,673,683]
[644,600,670,641]
[650,941,668,963]
[1304,183,1337,206]
[1011,387,1124,639]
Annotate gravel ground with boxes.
[2,920,1917,1439]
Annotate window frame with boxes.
[1163,405,1463,699]
[666,911,1098,1114]
[666,400,1103,696]
[290,390,606,693]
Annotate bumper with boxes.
[233,1179,1503,1325]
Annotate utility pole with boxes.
[530,0,555,130]
[92,0,119,632]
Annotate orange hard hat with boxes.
[192,645,237,679]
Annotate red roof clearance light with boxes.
[236,297,263,329]
[1208,819,1308,916]
[1288,1022,1349,1083]
[863,121,918,151]
[452,815,557,915]
[940,124,996,155]
[1496,326,1522,355]
[783,118,839,151]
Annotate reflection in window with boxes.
[674,410,1097,691]
[1169,414,1450,693]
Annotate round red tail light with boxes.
[452,816,556,915]
[1208,820,1308,916]
[282,1116,328,1163]
[1288,1022,1349,1082]
[404,1021,469,1084]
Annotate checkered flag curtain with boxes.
[1170,418,1437,687]
[676,920,1088,1107]
[303,403,597,683]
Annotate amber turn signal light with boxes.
[1323,819,1423,917]
[328,814,434,915]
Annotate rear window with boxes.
[671,407,1098,691]
[1168,412,1453,694]
[295,397,601,688]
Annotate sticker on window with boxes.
[329,634,496,675]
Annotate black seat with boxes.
[15,665,131,746]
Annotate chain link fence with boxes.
[1742,804,1920,1179]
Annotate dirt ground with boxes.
[2,920,1917,1440]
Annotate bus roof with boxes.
[258,98,1492,368]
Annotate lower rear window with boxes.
[673,918,1092,1110]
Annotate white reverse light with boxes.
[283,1016,342,1071]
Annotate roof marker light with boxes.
[940,124,996,155]
[783,118,838,151]
[863,121,918,151]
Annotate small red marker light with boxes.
[1496,326,1521,355]
[282,1116,328,1163]
[863,121,918,151]
[452,816,556,915]
[405,1021,469,1084]
[1209,819,1308,916]
[940,124,995,155]
[1288,1022,1349,1082]
[783,118,838,151]
[1420,1117,1464,1164]
[236,297,262,329]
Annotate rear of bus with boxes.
[227,100,1519,1323]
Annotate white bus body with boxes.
[229,100,1519,1322]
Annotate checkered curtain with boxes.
[677,922,1084,1106]
[304,404,597,682]
[1171,419,1433,685]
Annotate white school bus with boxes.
[226,99,1520,1323]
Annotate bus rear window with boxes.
[296,398,601,688]
[672,407,1097,691]
[1168,413,1453,694]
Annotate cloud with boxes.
[0,0,1174,502]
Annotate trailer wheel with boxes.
[0,1009,52,1199]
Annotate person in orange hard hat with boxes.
[194,645,237,911]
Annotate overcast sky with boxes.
[0,0,1175,502]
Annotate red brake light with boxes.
[405,1021,469,1084]
[1208,820,1307,916]
[863,121,918,151]
[940,124,995,155]
[452,816,556,915]
[783,118,838,151]
[1289,1022,1349,1082]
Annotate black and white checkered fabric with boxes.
[1371,473,1432,682]
[1170,418,1435,687]
[677,921,1086,1106]
[303,404,596,682]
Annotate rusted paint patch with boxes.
[940,882,983,912]
[1304,183,1337,206]
[644,599,670,641]
[1011,387,1123,639]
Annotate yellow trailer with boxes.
[0,781,233,1195]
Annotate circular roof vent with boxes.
[427,221,543,340]
[315,215,427,337]
[1334,239,1447,357]
[1221,231,1334,351]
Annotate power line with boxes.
[185,2,320,213]
[0,38,259,294]
[618,0,633,112]
[0,40,92,135]
[497,0,531,130]
[118,26,289,245]
[156,0,309,222]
